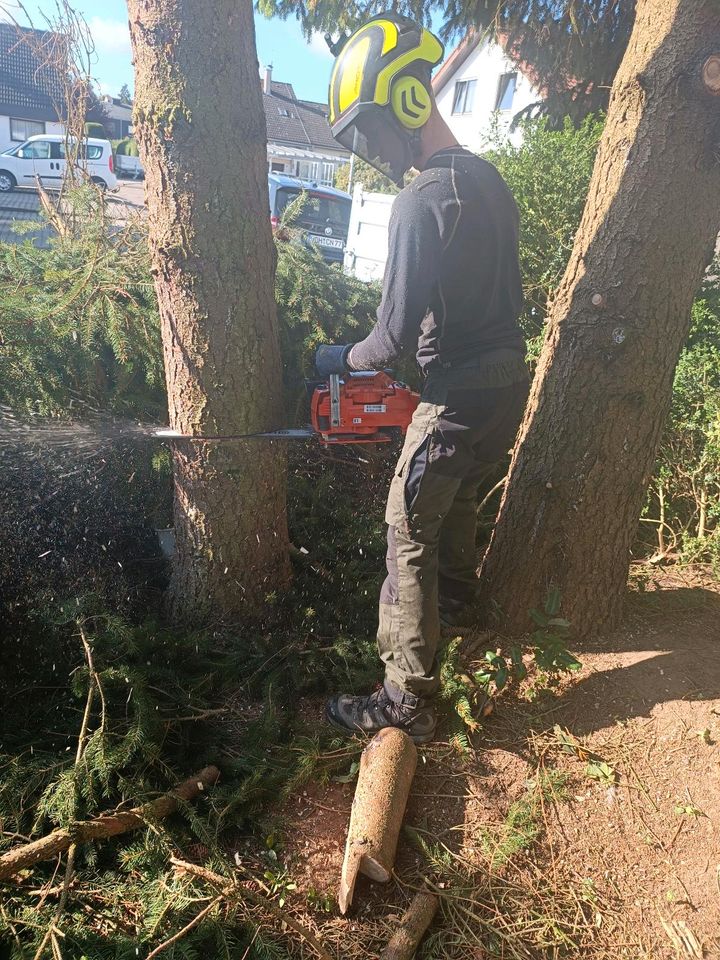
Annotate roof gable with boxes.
[263,82,345,155]
[432,31,542,98]
[432,32,483,95]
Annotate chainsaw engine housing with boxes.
[310,371,419,444]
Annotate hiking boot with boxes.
[325,682,437,744]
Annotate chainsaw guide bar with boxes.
[154,428,313,441]
[154,372,420,446]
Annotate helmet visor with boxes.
[335,110,411,186]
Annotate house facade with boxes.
[0,23,65,153]
[100,95,133,141]
[262,68,348,187]
[433,34,540,153]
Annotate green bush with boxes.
[84,121,107,139]
[641,294,720,563]
[334,156,400,194]
[0,188,381,422]
[114,137,139,157]
[486,116,604,343]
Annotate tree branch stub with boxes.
[702,55,720,94]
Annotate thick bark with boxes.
[480,0,720,638]
[0,767,220,881]
[339,728,417,914]
[127,0,290,622]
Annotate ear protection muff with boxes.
[391,75,433,129]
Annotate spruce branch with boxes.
[31,623,100,959]
[170,858,334,960]
[0,767,221,881]
[145,893,226,959]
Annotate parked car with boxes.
[0,134,118,193]
[115,153,144,180]
[268,173,351,264]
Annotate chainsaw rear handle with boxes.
[315,343,354,378]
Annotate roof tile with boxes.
[263,82,346,155]
[0,23,65,118]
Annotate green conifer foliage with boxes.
[257,0,636,122]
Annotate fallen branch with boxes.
[170,858,333,960]
[380,892,438,959]
[0,767,220,882]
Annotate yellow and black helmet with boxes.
[328,13,444,185]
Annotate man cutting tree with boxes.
[318,12,529,744]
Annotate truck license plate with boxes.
[309,235,344,250]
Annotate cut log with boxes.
[339,728,417,914]
[0,766,220,881]
[381,892,439,960]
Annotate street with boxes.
[0,178,145,244]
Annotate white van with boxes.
[0,134,118,193]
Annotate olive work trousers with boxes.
[377,356,529,700]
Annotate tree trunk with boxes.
[698,484,708,539]
[127,0,290,622]
[480,0,720,638]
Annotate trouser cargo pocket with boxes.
[385,402,441,529]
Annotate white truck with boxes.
[343,183,393,283]
[115,153,144,179]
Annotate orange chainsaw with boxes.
[155,372,419,445]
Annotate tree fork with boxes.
[127,0,291,623]
[480,0,720,638]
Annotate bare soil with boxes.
[276,568,720,959]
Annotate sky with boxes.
[0,0,336,103]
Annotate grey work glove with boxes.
[315,344,354,378]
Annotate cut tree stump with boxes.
[0,766,220,882]
[381,892,439,960]
[338,728,417,914]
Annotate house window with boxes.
[495,72,517,112]
[321,162,335,186]
[296,160,320,181]
[278,107,296,119]
[451,79,476,115]
[270,161,285,172]
[10,118,46,141]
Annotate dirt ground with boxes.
[275,568,720,959]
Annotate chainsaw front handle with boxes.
[315,343,354,378]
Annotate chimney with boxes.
[263,64,273,95]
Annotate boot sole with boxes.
[324,702,436,745]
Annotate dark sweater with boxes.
[348,147,525,373]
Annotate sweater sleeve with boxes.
[348,184,442,370]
